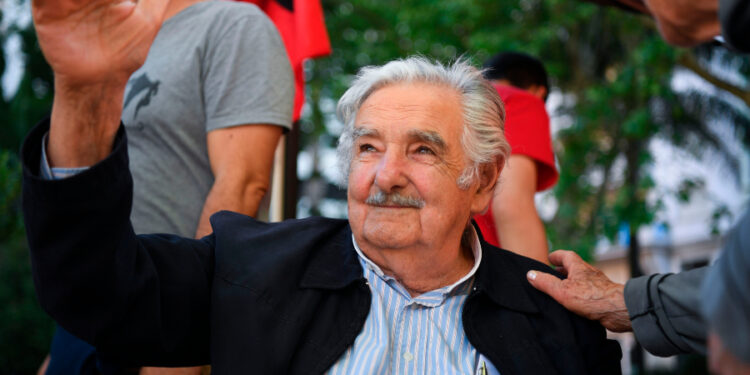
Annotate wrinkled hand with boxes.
[526,250,632,332]
[33,0,169,87]
[34,0,170,167]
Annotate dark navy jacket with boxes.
[22,120,621,374]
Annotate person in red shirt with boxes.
[473,52,558,263]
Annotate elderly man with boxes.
[23,0,621,373]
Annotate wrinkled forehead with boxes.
[354,82,465,138]
[357,82,464,118]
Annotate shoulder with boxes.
[486,246,622,370]
[209,212,349,248]
[479,243,565,313]
[494,84,545,108]
[209,212,350,273]
[482,242,558,278]
[482,244,617,336]
[186,1,278,38]
[477,245,622,372]
[191,1,267,20]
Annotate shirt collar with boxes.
[296,220,541,314]
[351,225,482,297]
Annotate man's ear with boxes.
[471,161,502,214]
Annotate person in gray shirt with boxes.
[122,0,293,239]
[39,1,293,374]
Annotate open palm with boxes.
[33,0,169,86]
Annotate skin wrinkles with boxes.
[353,124,464,182]
[406,129,446,154]
[347,82,496,296]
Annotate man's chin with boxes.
[361,220,419,250]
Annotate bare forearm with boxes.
[492,155,549,262]
[194,181,268,238]
[47,78,126,167]
[494,206,549,263]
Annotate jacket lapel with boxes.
[464,240,558,375]
[299,225,363,290]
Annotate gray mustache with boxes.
[365,190,425,208]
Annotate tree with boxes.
[300,0,749,262]
[0,1,55,373]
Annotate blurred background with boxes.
[1,0,748,373]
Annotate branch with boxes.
[678,53,750,108]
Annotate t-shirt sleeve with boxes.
[202,8,294,132]
[502,93,558,191]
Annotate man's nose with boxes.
[374,150,409,192]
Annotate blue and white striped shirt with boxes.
[327,231,500,375]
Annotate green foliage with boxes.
[1,1,747,372]
[1,4,55,373]
[304,0,749,259]
[1,24,54,151]
[0,151,54,374]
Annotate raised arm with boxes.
[35,0,168,166]
[24,0,216,366]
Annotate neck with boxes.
[164,0,204,20]
[359,237,475,297]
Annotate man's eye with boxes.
[416,146,435,155]
[359,144,376,153]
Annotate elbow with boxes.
[244,180,270,205]
[237,177,271,217]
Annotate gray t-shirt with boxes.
[121,0,293,237]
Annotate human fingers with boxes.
[527,270,565,300]
[547,250,582,276]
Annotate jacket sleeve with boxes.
[701,211,750,363]
[624,268,707,356]
[22,118,214,367]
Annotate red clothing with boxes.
[240,0,331,121]
[474,84,558,247]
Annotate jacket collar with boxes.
[299,224,364,290]
[299,221,541,315]
[473,243,540,314]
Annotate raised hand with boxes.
[526,250,632,332]
[33,0,169,87]
[33,0,170,168]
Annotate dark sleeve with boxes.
[556,309,621,375]
[719,0,750,53]
[701,211,750,363]
[624,268,707,356]
[22,118,214,367]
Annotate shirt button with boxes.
[403,352,414,361]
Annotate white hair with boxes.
[335,56,510,189]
